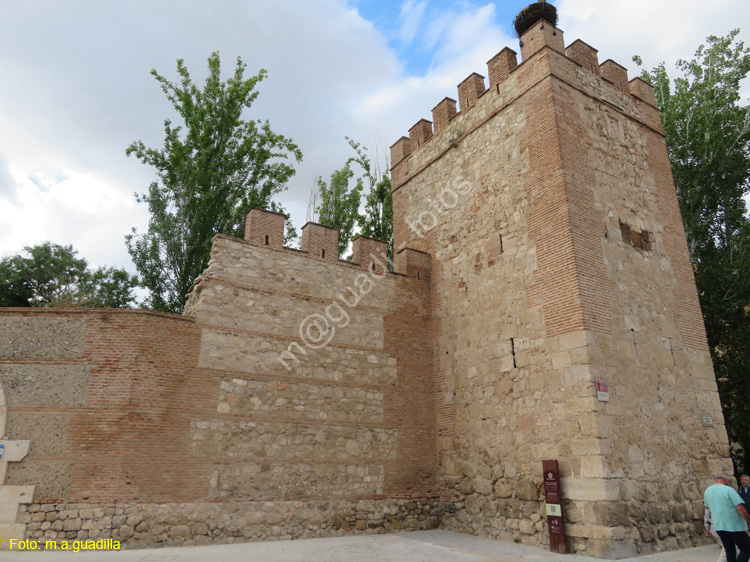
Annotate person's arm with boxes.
[705,507,713,537]
[736,503,750,525]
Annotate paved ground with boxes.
[0,530,723,562]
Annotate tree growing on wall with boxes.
[635,30,750,473]
[0,242,139,308]
[126,51,302,313]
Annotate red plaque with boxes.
[542,459,566,554]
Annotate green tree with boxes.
[126,51,302,313]
[314,137,393,261]
[316,141,364,259]
[0,242,139,308]
[635,30,750,473]
[350,139,393,262]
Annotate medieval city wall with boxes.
[389,19,728,558]
[0,215,439,548]
[0,14,733,559]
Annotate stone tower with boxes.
[390,7,729,559]
[0,4,732,558]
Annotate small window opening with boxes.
[264,235,269,246]
[371,263,376,271]
[510,338,517,368]
[499,234,504,254]
[620,220,652,252]
[321,249,326,259]
[417,272,420,280]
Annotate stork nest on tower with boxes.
[513,2,559,37]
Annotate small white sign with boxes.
[546,503,561,517]
[596,380,609,402]
[702,415,714,427]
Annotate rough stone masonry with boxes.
[0,6,730,559]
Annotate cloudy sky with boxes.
[1,0,749,275]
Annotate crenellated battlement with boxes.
[243,208,426,279]
[0,5,722,558]
[390,17,658,173]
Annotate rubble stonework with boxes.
[0,12,730,559]
[389,16,727,559]
[19,499,442,546]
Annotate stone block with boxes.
[587,501,631,527]
[0,487,34,505]
[0,523,26,549]
[516,480,539,501]
[563,479,621,502]
[587,537,636,559]
[0,317,86,360]
[5,462,71,500]
[558,330,589,351]
[0,504,18,524]
[5,413,68,457]
[0,365,89,407]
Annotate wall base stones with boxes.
[20,499,442,549]
[439,473,713,557]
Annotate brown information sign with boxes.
[542,459,566,554]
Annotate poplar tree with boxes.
[126,52,301,313]
[315,138,393,261]
[636,30,750,473]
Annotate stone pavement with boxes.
[0,530,722,562]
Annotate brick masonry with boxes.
[0,16,730,559]
[389,17,727,559]
[0,215,437,549]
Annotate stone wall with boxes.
[19,499,441,547]
[0,14,731,559]
[389,18,728,558]
[0,217,438,549]
[185,230,437,501]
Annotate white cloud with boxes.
[361,3,515,144]
[0,0,748,281]
[398,0,428,45]
[557,0,750,80]
[0,167,145,269]
[0,154,20,206]
[0,0,400,270]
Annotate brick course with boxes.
[0,13,729,559]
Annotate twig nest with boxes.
[513,2,559,37]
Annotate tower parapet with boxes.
[432,98,457,134]
[351,235,388,275]
[390,18,659,189]
[566,39,599,74]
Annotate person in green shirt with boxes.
[705,474,750,562]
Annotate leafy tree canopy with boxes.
[126,51,301,313]
[636,30,750,474]
[316,139,364,259]
[352,139,393,262]
[314,137,392,261]
[0,242,139,308]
